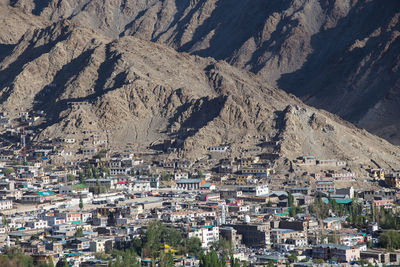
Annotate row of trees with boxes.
[306,193,400,251]
[379,230,400,249]
[288,193,303,217]
[79,165,110,181]
[0,247,54,267]
[308,193,369,228]
[107,221,245,267]
[113,221,203,266]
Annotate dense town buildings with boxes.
[1,120,400,267]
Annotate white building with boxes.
[89,238,113,253]
[208,146,229,153]
[0,200,13,210]
[130,180,151,192]
[26,220,48,229]
[239,184,269,196]
[176,179,205,190]
[188,225,219,248]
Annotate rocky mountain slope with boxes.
[1,21,400,168]
[7,0,399,144]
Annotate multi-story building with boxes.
[385,172,400,188]
[312,244,360,263]
[176,179,205,190]
[89,238,114,253]
[58,212,81,223]
[130,180,151,192]
[188,225,219,248]
[85,178,116,189]
[270,228,306,246]
[109,158,133,175]
[229,223,271,248]
[26,220,48,229]
[220,227,242,249]
[238,184,269,196]
[315,180,335,193]
[82,147,97,158]
[0,200,13,210]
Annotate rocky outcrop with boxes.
[8,0,399,144]
[1,22,400,167]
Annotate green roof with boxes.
[274,212,289,216]
[36,190,54,196]
[334,199,352,204]
[71,184,87,190]
[323,198,352,204]
[66,252,82,256]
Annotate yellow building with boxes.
[371,169,385,180]
[235,174,252,185]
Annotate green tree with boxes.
[75,228,84,238]
[94,150,107,159]
[231,258,241,267]
[212,238,232,261]
[0,247,34,267]
[313,258,324,264]
[2,168,14,176]
[159,251,174,267]
[160,172,171,181]
[288,193,294,207]
[78,172,85,184]
[359,259,368,267]
[131,237,143,255]
[288,193,297,217]
[2,216,8,226]
[79,195,84,210]
[143,221,183,264]
[85,167,92,178]
[66,174,75,181]
[186,237,203,258]
[93,167,99,179]
[109,248,139,267]
[379,230,400,249]
[38,262,54,267]
[101,166,110,177]
[199,250,225,267]
[287,254,297,263]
